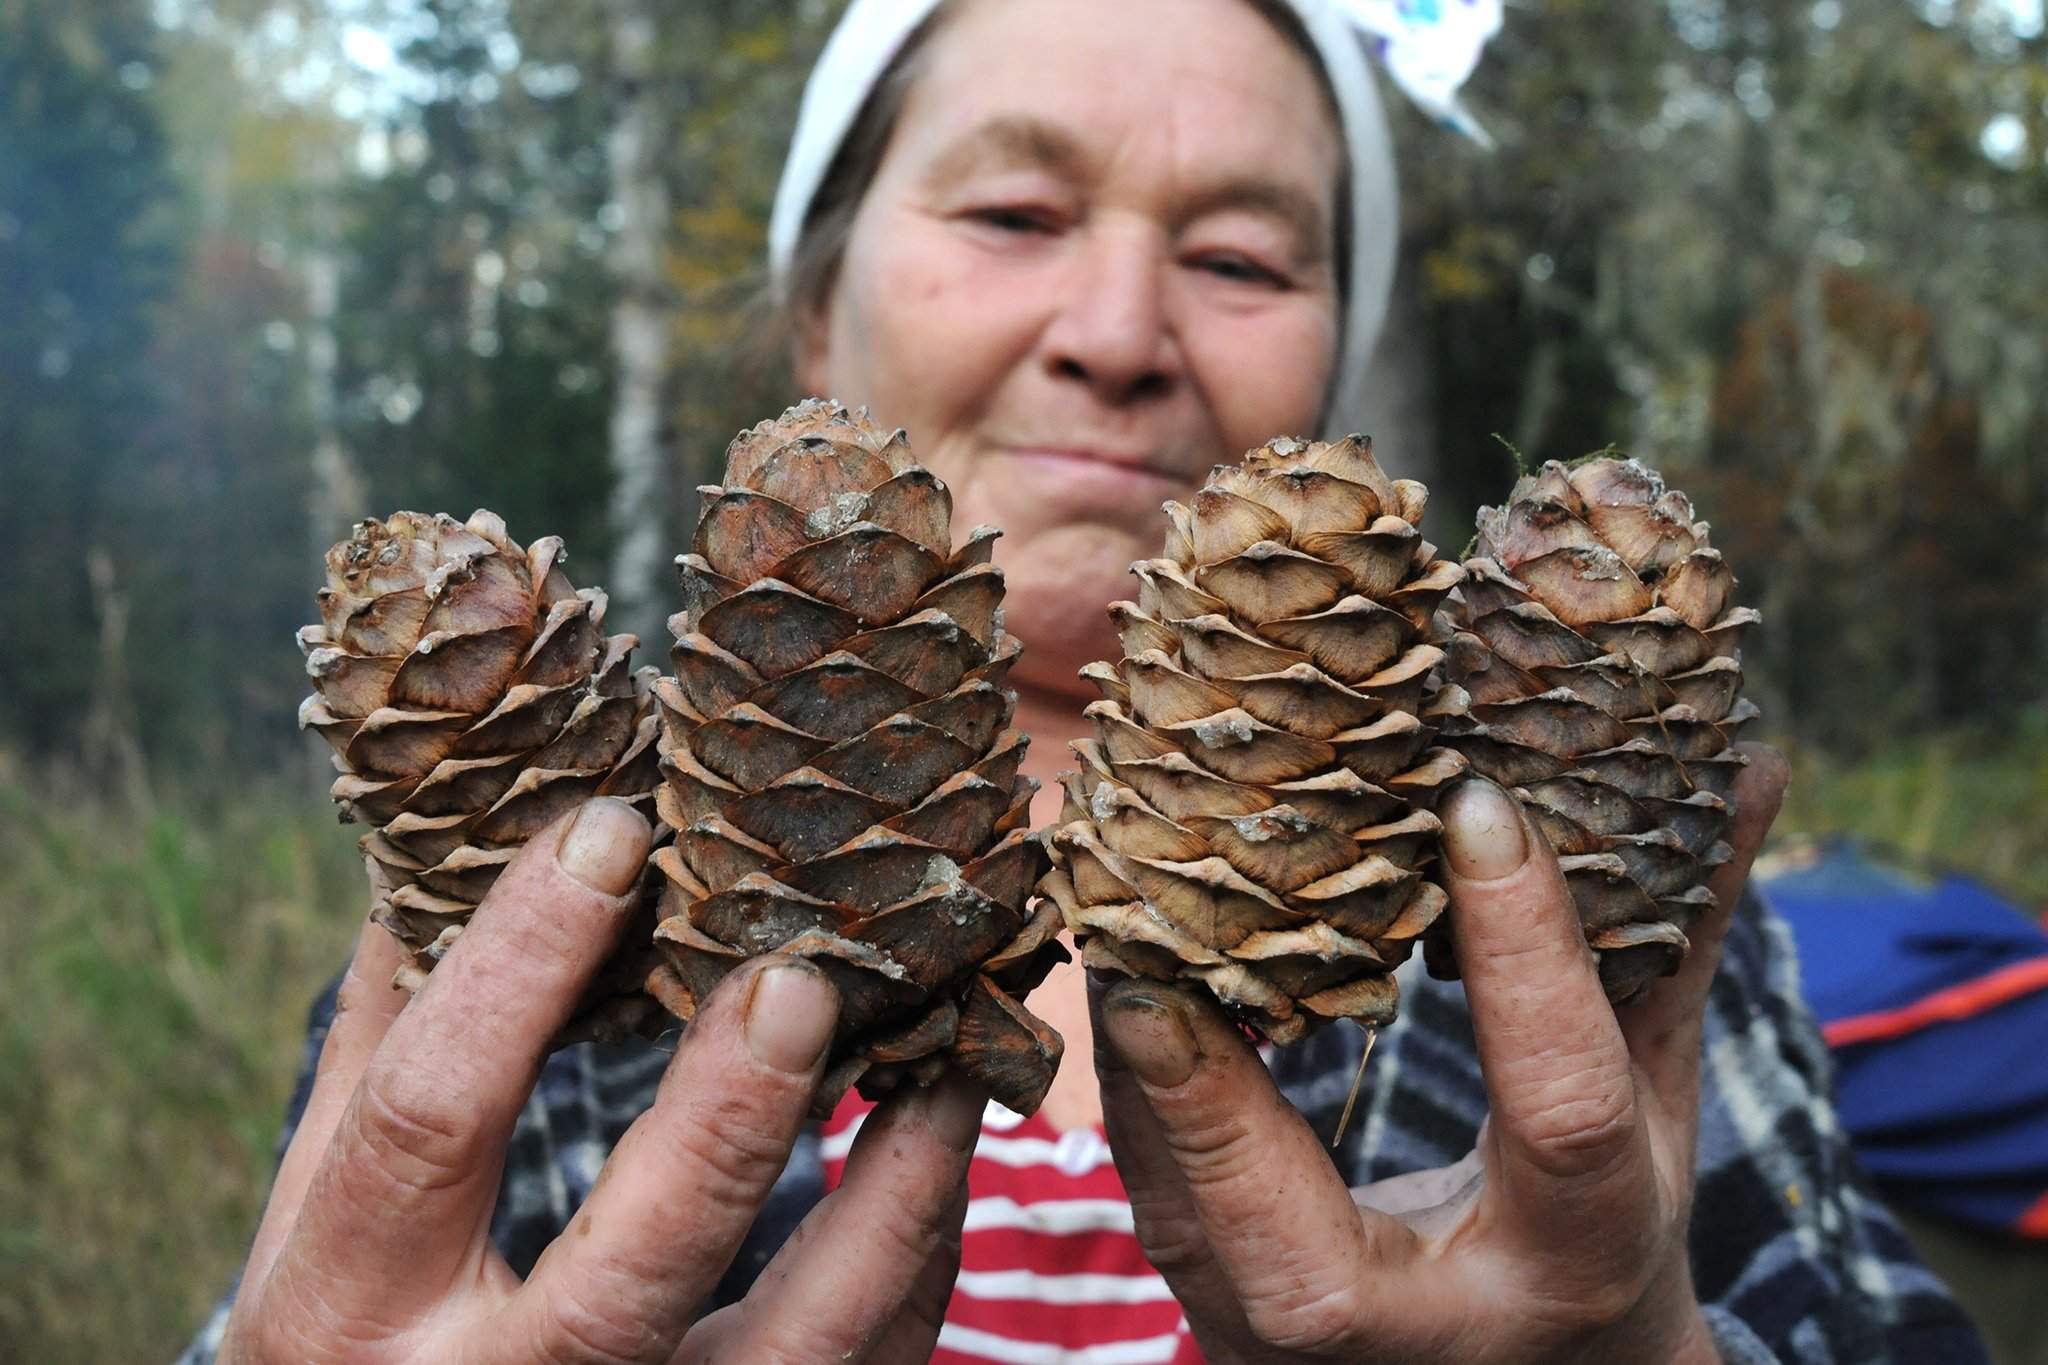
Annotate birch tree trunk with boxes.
[604,0,673,648]
[304,216,360,550]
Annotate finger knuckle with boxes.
[1519,1269,1646,1339]
[348,1070,477,1194]
[1515,1082,1639,1182]
[539,1281,662,1365]
[901,1260,956,1346]
[1160,1109,1262,1190]
[1244,1281,1364,1355]
[1126,1200,1212,1281]
[230,1287,396,1365]
[1580,1238,1665,1311]
[1579,1275,1646,1330]
[666,1096,795,1210]
[480,908,589,982]
[868,1197,951,1271]
[1511,1233,1669,1340]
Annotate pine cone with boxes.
[646,400,1067,1117]
[299,510,665,1042]
[1434,457,1760,1003]
[1040,436,1468,1044]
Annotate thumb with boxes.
[1095,978,1393,1344]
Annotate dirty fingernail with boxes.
[745,960,839,1074]
[1102,991,1199,1089]
[555,797,653,896]
[1085,967,1129,1002]
[1440,778,1530,880]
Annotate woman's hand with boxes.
[221,796,980,1365]
[1093,744,1790,1365]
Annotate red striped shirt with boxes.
[821,1093,1204,1364]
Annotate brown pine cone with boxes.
[646,400,1068,1117]
[300,510,664,1043]
[1041,435,1468,1044]
[1434,457,1760,1003]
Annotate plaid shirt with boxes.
[178,892,1986,1363]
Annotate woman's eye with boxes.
[966,206,1055,234]
[1192,253,1287,287]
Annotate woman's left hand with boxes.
[1091,742,1789,1365]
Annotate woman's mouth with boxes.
[1000,445,1191,489]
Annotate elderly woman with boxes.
[184,1,1985,1362]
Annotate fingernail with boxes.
[745,960,839,1074]
[925,1077,986,1151]
[1085,966,1126,1003]
[1102,990,1198,1089]
[555,797,653,895]
[1440,778,1529,880]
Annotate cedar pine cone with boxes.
[299,510,665,1043]
[1433,456,1760,1003]
[645,400,1068,1117]
[1042,435,1469,1043]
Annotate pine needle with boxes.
[1331,1026,1378,1150]
[1489,430,1528,476]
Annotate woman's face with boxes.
[800,0,1343,697]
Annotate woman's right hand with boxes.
[221,796,980,1365]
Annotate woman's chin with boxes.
[994,524,1159,683]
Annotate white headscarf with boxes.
[766,0,1497,440]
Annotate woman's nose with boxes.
[1039,229,1180,407]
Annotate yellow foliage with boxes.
[1420,226,1518,304]
[728,20,789,67]
[672,198,760,284]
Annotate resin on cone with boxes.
[1435,457,1759,1003]
[300,510,664,1042]
[647,400,1067,1117]
[1041,435,1468,1044]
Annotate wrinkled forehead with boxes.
[887,0,1344,210]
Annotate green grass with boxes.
[0,755,362,1363]
[1773,718,2048,908]
[0,724,2042,1360]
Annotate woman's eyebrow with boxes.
[919,116,1330,265]
[1175,181,1331,266]
[922,115,1087,185]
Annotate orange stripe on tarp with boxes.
[1822,956,2048,1048]
[2019,1189,2048,1239]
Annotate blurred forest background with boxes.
[2,0,2045,1357]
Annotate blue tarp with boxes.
[1761,842,2048,1236]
